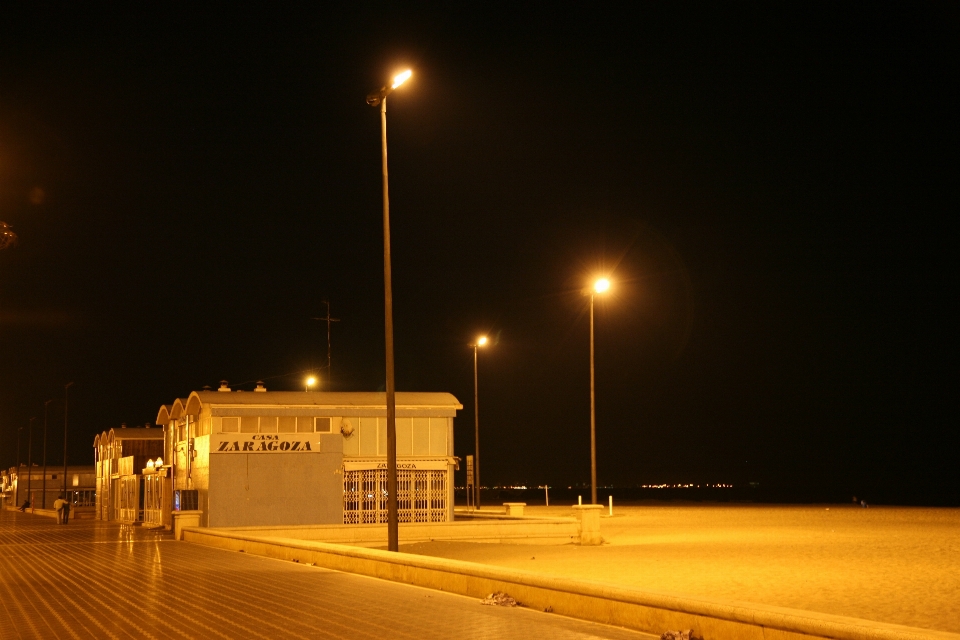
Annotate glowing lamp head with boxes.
[155,457,163,467]
[146,459,154,469]
[392,69,412,89]
[306,376,317,388]
[477,336,488,347]
[594,278,611,294]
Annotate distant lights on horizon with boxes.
[640,483,734,489]
[453,483,735,490]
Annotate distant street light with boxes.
[585,278,610,505]
[63,382,74,495]
[472,335,489,509]
[367,68,412,553]
[43,399,54,509]
[306,376,317,392]
[16,425,22,506]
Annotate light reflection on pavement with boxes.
[0,510,654,640]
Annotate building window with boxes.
[219,415,331,433]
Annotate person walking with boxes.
[62,496,71,524]
[54,494,65,524]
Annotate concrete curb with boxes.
[194,517,580,546]
[182,527,957,640]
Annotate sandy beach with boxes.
[400,504,960,633]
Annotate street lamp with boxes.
[16,425,22,495]
[367,68,412,553]
[63,382,73,496]
[306,376,317,392]
[43,399,54,509]
[27,417,36,507]
[471,335,489,509]
[585,278,610,504]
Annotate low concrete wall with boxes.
[453,509,545,520]
[182,527,958,640]
[200,516,580,546]
[13,507,95,520]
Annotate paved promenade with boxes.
[0,510,653,640]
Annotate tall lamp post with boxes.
[63,382,74,496]
[27,417,36,507]
[16,425,22,481]
[43,399,54,509]
[471,336,489,509]
[367,68,412,552]
[586,278,610,505]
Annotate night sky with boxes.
[1,5,955,503]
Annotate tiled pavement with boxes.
[0,510,654,639]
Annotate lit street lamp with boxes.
[472,335,489,509]
[306,376,317,392]
[367,68,412,553]
[585,278,610,505]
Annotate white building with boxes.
[155,383,462,528]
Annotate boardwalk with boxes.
[0,510,652,640]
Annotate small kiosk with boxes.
[155,383,462,528]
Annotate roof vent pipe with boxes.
[218,380,231,392]
[254,381,267,392]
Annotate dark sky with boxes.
[1,5,956,502]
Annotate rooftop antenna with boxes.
[311,300,340,386]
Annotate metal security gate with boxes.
[343,469,447,524]
[142,474,163,526]
[117,476,142,523]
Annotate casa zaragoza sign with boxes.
[212,434,321,453]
